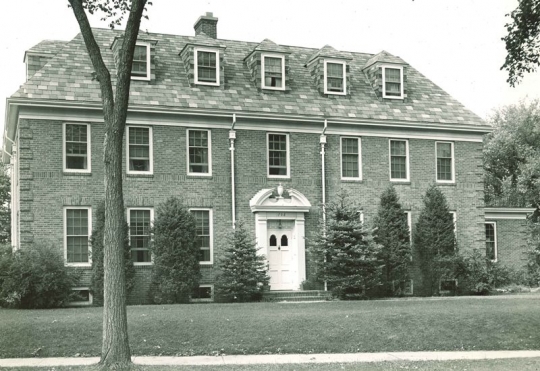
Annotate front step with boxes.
[262,290,332,302]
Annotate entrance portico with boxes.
[250,186,311,291]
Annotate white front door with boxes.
[268,226,294,290]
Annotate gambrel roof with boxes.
[12,28,486,126]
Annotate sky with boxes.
[1,0,539,140]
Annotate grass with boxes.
[8,358,540,371]
[1,297,539,358]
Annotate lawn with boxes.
[1,297,539,359]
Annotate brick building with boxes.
[2,13,532,303]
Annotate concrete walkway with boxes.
[1,350,540,368]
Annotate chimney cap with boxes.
[194,12,218,26]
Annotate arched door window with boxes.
[281,234,288,247]
[269,234,277,246]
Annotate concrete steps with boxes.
[262,290,332,302]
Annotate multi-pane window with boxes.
[325,61,345,94]
[65,208,91,264]
[485,222,497,261]
[262,55,284,89]
[268,133,289,177]
[192,209,212,264]
[131,44,149,79]
[188,130,210,175]
[436,142,454,182]
[196,49,218,84]
[127,126,152,173]
[129,209,152,264]
[341,137,361,179]
[390,140,408,180]
[64,124,90,171]
[383,67,403,98]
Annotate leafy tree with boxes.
[89,202,135,304]
[150,197,200,304]
[502,0,540,86]
[67,0,151,365]
[413,185,457,296]
[0,162,10,244]
[215,221,270,302]
[484,100,540,208]
[373,185,411,296]
[310,191,382,299]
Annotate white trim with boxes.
[194,47,220,86]
[64,206,92,267]
[126,125,153,175]
[191,284,214,302]
[340,136,362,180]
[186,129,212,176]
[267,132,290,179]
[63,123,91,173]
[261,53,286,91]
[69,287,93,306]
[250,188,312,213]
[131,42,151,81]
[382,65,404,99]
[389,139,409,182]
[127,207,154,266]
[450,211,457,235]
[358,210,364,223]
[189,208,214,265]
[485,207,535,220]
[404,211,412,244]
[324,59,347,95]
[435,141,455,183]
[485,221,498,263]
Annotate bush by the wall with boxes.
[150,197,200,304]
[215,221,269,302]
[89,202,136,305]
[310,191,382,299]
[0,244,75,309]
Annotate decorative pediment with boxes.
[250,186,311,213]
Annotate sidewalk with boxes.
[1,350,540,368]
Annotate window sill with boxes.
[133,262,153,267]
[341,178,363,183]
[267,176,291,181]
[126,173,154,178]
[187,174,213,179]
[63,171,92,176]
[65,263,92,268]
[436,181,456,186]
[389,180,411,185]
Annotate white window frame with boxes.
[131,42,151,81]
[389,139,410,182]
[267,132,290,179]
[435,141,455,183]
[404,211,412,244]
[191,284,214,302]
[63,123,91,173]
[190,208,214,265]
[194,47,220,86]
[69,287,93,306]
[485,221,498,262]
[340,137,362,180]
[261,53,285,91]
[126,126,153,175]
[186,129,212,176]
[382,64,404,99]
[450,211,457,234]
[324,59,347,95]
[127,207,154,266]
[358,210,364,223]
[64,206,92,267]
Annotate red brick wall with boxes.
[17,117,486,301]
[487,219,529,272]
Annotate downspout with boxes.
[229,114,237,229]
[320,119,328,291]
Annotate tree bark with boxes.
[68,0,147,367]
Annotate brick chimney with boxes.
[194,12,218,39]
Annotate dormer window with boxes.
[131,43,150,81]
[262,54,285,90]
[195,48,220,86]
[324,60,346,95]
[382,66,403,99]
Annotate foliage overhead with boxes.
[215,221,269,302]
[150,197,201,304]
[310,191,382,299]
[89,202,136,304]
[483,100,540,207]
[502,0,540,87]
[413,185,457,296]
[70,0,152,29]
[373,185,411,296]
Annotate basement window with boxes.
[191,285,213,302]
[69,287,93,306]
